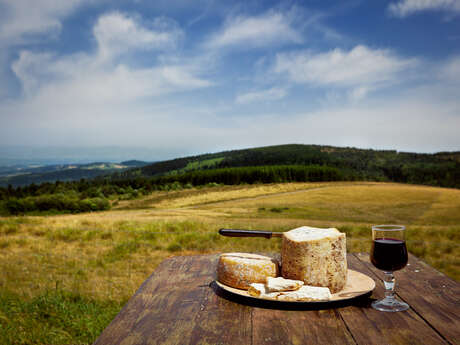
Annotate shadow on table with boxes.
[210,281,374,311]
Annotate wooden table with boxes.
[94,253,460,345]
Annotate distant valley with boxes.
[0,160,149,187]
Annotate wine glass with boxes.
[370,225,409,312]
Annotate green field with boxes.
[0,182,459,344]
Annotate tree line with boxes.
[0,165,339,215]
[119,144,460,189]
[0,160,459,215]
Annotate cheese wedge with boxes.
[266,277,304,292]
[217,253,279,290]
[281,226,347,293]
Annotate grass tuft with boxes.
[47,228,82,242]
[0,289,123,345]
[166,243,182,252]
[104,241,140,263]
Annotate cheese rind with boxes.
[281,226,347,293]
[217,253,279,290]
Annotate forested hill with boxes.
[2,144,459,215]
[115,144,460,188]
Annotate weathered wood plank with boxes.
[337,254,449,345]
[94,255,215,345]
[184,254,253,345]
[252,308,356,345]
[188,281,252,345]
[354,252,460,345]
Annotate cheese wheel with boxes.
[217,253,279,290]
[281,226,347,293]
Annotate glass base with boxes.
[371,297,409,312]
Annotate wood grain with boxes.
[252,308,355,345]
[94,255,214,345]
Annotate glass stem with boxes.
[383,271,395,299]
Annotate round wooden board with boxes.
[215,269,375,303]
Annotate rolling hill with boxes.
[115,144,460,188]
[1,144,459,192]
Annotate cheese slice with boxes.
[217,253,279,290]
[248,283,266,297]
[266,277,304,292]
[276,285,332,302]
[248,283,281,299]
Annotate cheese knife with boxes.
[218,228,283,239]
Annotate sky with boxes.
[0,0,460,162]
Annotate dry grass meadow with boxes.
[1,181,459,343]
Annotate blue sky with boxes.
[0,0,459,161]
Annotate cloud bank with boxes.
[0,10,212,153]
[10,12,209,102]
[274,45,418,99]
[388,0,460,17]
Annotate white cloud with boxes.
[438,55,460,82]
[0,0,91,43]
[94,12,183,61]
[348,86,370,101]
[206,10,302,49]
[11,51,55,96]
[9,11,209,104]
[23,64,211,106]
[235,87,287,104]
[274,45,418,99]
[388,0,460,17]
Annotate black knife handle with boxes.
[218,228,274,239]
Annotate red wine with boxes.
[371,238,408,271]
